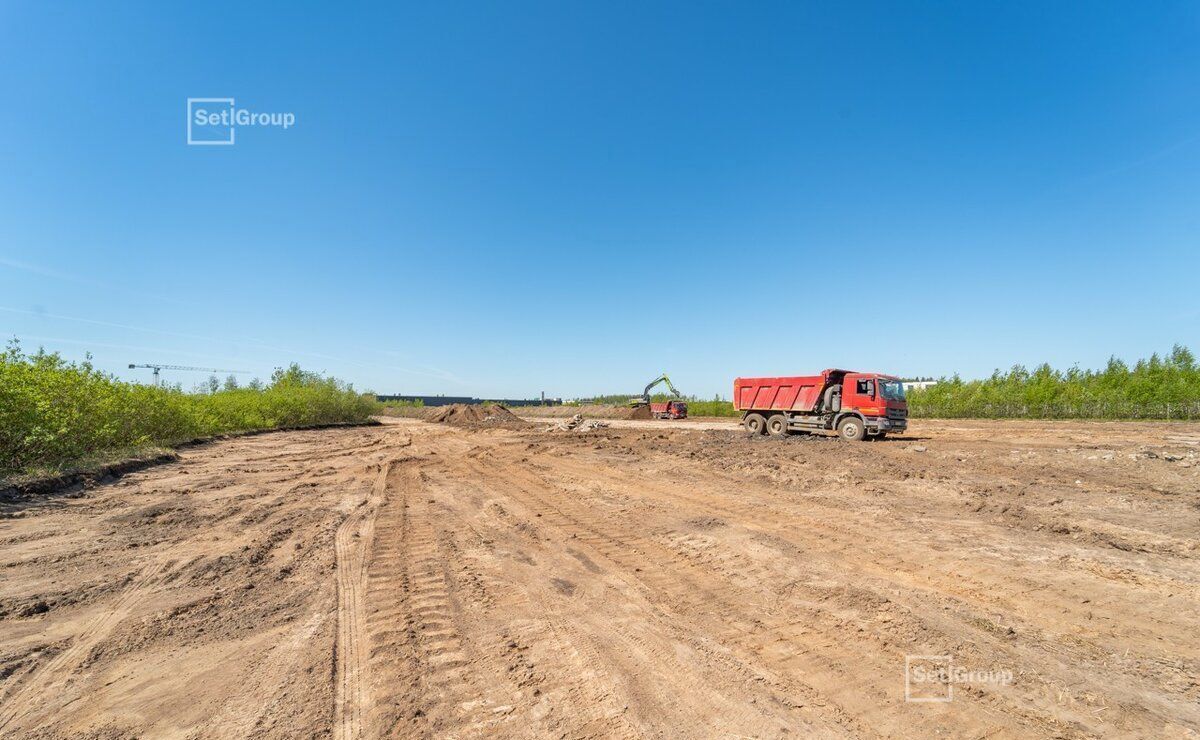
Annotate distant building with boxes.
[376,395,473,406]
[902,380,939,391]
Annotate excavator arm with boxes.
[640,373,683,403]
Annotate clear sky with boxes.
[2,1,1197,399]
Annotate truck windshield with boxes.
[879,380,906,400]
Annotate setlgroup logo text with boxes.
[186,98,296,145]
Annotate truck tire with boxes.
[837,416,865,441]
[743,413,767,435]
[767,414,788,437]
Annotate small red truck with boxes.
[734,369,907,440]
[650,400,688,419]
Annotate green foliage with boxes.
[682,400,739,417]
[908,345,1200,419]
[576,393,642,405]
[380,399,425,408]
[0,341,379,477]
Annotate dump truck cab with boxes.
[836,372,908,438]
[733,369,908,440]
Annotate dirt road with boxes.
[1,418,1197,737]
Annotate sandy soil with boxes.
[1,418,1197,738]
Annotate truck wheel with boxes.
[743,413,767,435]
[767,414,788,437]
[837,416,865,441]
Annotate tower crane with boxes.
[128,363,250,387]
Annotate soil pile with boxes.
[424,404,527,428]
[627,404,654,420]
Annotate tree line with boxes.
[907,344,1200,419]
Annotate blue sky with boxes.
[1,1,1197,399]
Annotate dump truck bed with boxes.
[649,401,688,418]
[733,370,846,412]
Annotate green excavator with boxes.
[629,373,689,419]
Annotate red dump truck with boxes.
[734,369,907,440]
[650,400,688,419]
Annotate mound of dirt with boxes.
[424,404,527,428]
[627,404,654,420]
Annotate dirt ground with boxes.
[1,418,1197,738]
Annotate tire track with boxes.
[419,472,647,738]
[454,455,850,737]
[467,445,1101,738]
[333,460,392,740]
[518,451,1067,736]
[546,451,1196,732]
[365,463,505,736]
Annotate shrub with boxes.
[907,345,1200,419]
[0,341,379,477]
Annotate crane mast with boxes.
[128,363,250,387]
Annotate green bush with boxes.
[908,345,1200,419]
[683,400,739,417]
[380,399,424,408]
[0,341,379,477]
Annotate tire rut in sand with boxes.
[419,471,647,738]
[364,463,509,736]
[546,453,1174,735]
[363,459,610,737]
[334,460,392,740]
[528,453,1055,735]
[474,448,1086,737]
[455,455,853,738]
